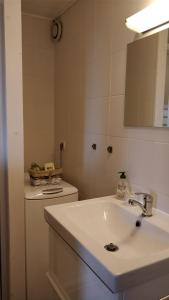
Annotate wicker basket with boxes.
[29,168,62,179]
[29,168,62,186]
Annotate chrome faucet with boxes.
[128,193,153,217]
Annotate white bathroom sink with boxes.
[45,196,169,292]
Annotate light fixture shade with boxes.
[126,0,169,33]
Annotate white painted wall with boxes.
[22,14,56,170]
[4,0,26,299]
[0,3,9,299]
[55,0,169,213]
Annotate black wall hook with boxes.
[107,146,113,153]
[92,144,97,150]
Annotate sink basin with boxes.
[45,196,169,292]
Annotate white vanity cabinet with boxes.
[47,227,169,300]
[45,197,169,300]
[47,228,122,300]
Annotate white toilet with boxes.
[24,173,78,300]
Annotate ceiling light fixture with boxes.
[125,0,169,33]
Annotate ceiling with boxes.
[22,0,78,18]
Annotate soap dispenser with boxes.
[116,171,129,200]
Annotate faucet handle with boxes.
[135,192,153,203]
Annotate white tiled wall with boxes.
[55,0,169,213]
[22,14,55,170]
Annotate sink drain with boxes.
[104,243,119,252]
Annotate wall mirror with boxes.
[124,28,169,127]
